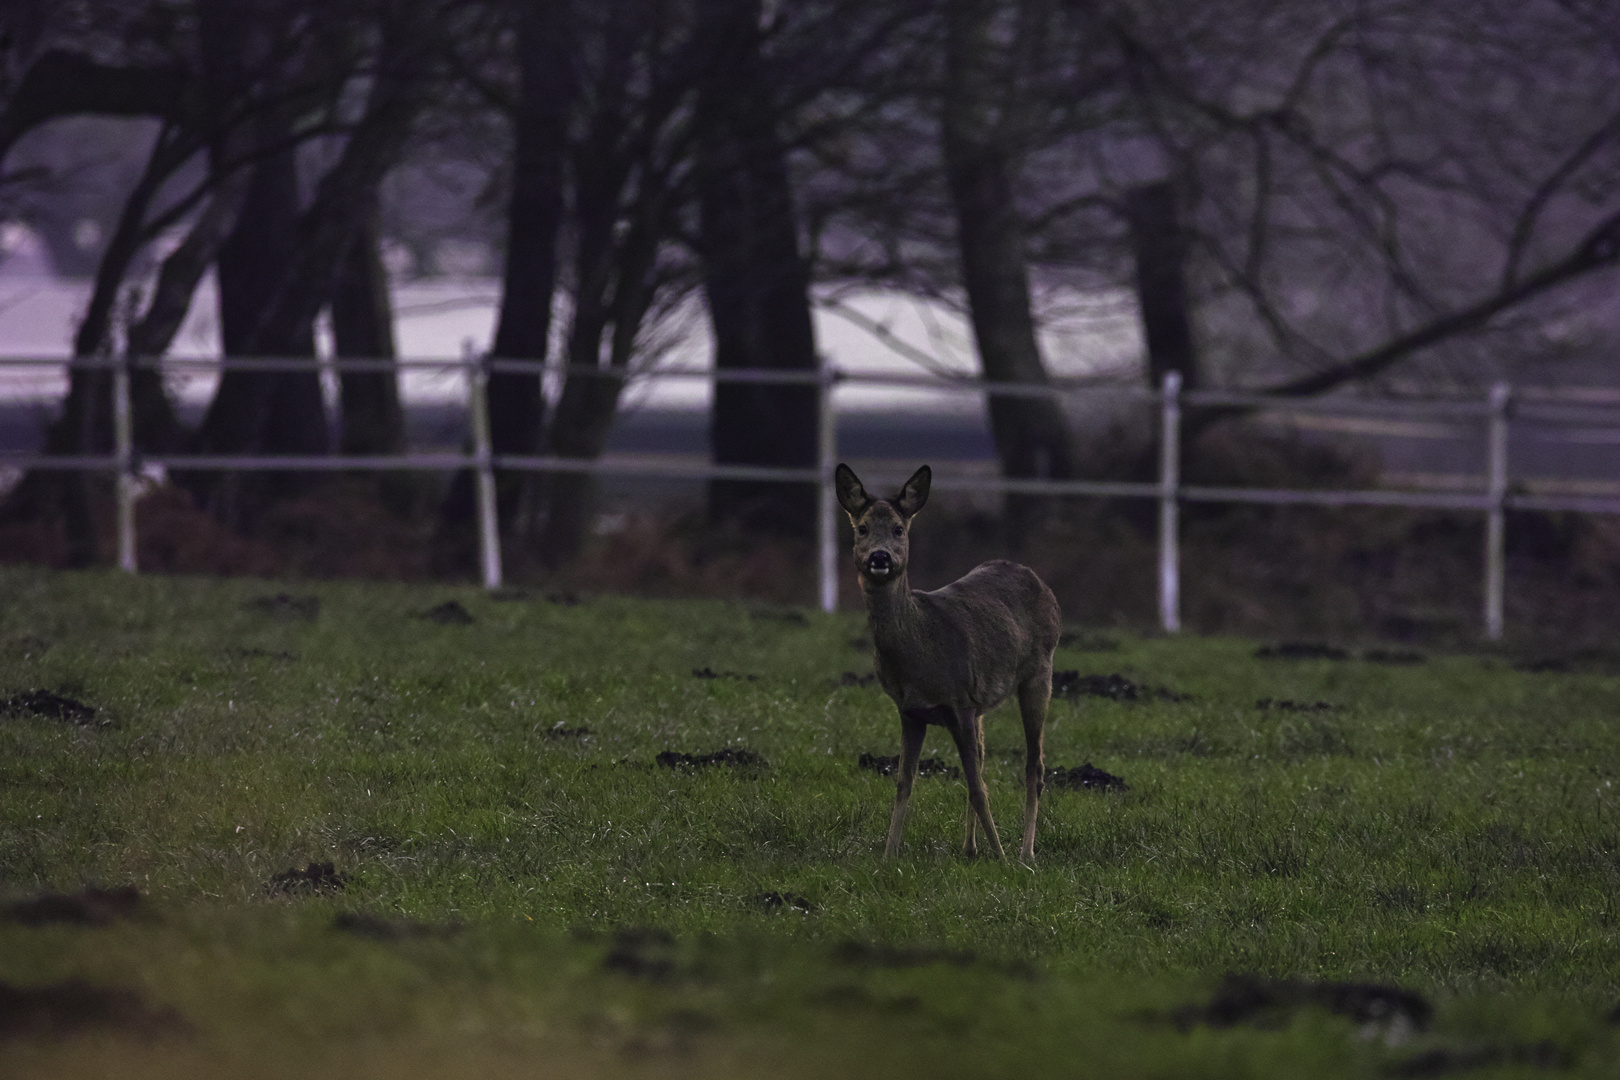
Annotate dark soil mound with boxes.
[655,748,767,770]
[3,885,141,926]
[749,606,809,626]
[420,600,474,625]
[1051,671,1190,703]
[246,593,320,620]
[0,690,98,724]
[266,862,349,895]
[1045,762,1129,792]
[1256,698,1338,713]
[691,667,758,681]
[856,753,960,779]
[1175,973,1431,1032]
[0,979,186,1040]
[754,891,814,914]
[224,647,297,662]
[1255,642,1351,661]
[1363,648,1426,665]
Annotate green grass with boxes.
[2,564,1619,1078]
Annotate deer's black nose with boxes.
[866,550,894,577]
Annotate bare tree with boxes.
[696,0,820,538]
[943,0,1077,517]
[1093,0,1620,405]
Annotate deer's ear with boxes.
[835,463,872,518]
[895,465,931,518]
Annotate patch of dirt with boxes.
[223,647,297,662]
[245,593,320,621]
[1045,762,1129,792]
[1255,642,1351,661]
[856,752,960,779]
[1173,973,1431,1033]
[0,690,99,724]
[836,671,878,688]
[1256,698,1338,713]
[691,667,759,681]
[419,600,474,625]
[543,723,591,739]
[753,891,814,914]
[331,912,455,941]
[1051,672,1190,703]
[1363,648,1426,665]
[265,861,349,896]
[1058,631,1121,652]
[654,748,767,770]
[601,927,677,980]
[1387,1041,1569,1078]
[0,979,187,1040]
[483,587,524,602]
[749,606,808,626]
[3,885,141,926]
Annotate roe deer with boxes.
[836,463,1061,862]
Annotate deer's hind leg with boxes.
[1016,674,1050,863]
[949,708,1004,859]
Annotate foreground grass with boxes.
[2,565,1619,1077]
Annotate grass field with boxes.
[2,564,1619,1078]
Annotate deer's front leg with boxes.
[950,708,1004,859]
[884,711,929,858]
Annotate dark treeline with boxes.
[1,0,1619,569]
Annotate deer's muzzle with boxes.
[866,550,894,579]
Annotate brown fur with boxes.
[836,463,1062,862]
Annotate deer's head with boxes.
[835,464,930,585]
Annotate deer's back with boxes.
[876,560,1061,712]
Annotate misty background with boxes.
[3,0,1620,634]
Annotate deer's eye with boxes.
[856,524,868,536]
[892,526,904,538]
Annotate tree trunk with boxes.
[697,0,820,538]
[489,0,573,530]
[184,0,428,527]
[942,0,1074,526]
[437,1,573,561]
[332,210,403,456]
[184,136,325,527]
[0,122,190,563]
[1124,180,1198,390]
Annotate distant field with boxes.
[2,566,1619,1078]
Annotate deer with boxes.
[836,463,1062,863]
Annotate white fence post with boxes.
[1484,381,1511,641]
[113,355,137,573]
[817,356,839,614]
[466,342,503,591]
[1158,370,1182,633]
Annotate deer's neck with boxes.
[863,573,924,650]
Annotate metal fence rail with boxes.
[5,351,1620,639]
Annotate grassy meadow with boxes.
[2,564,1619,1077]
